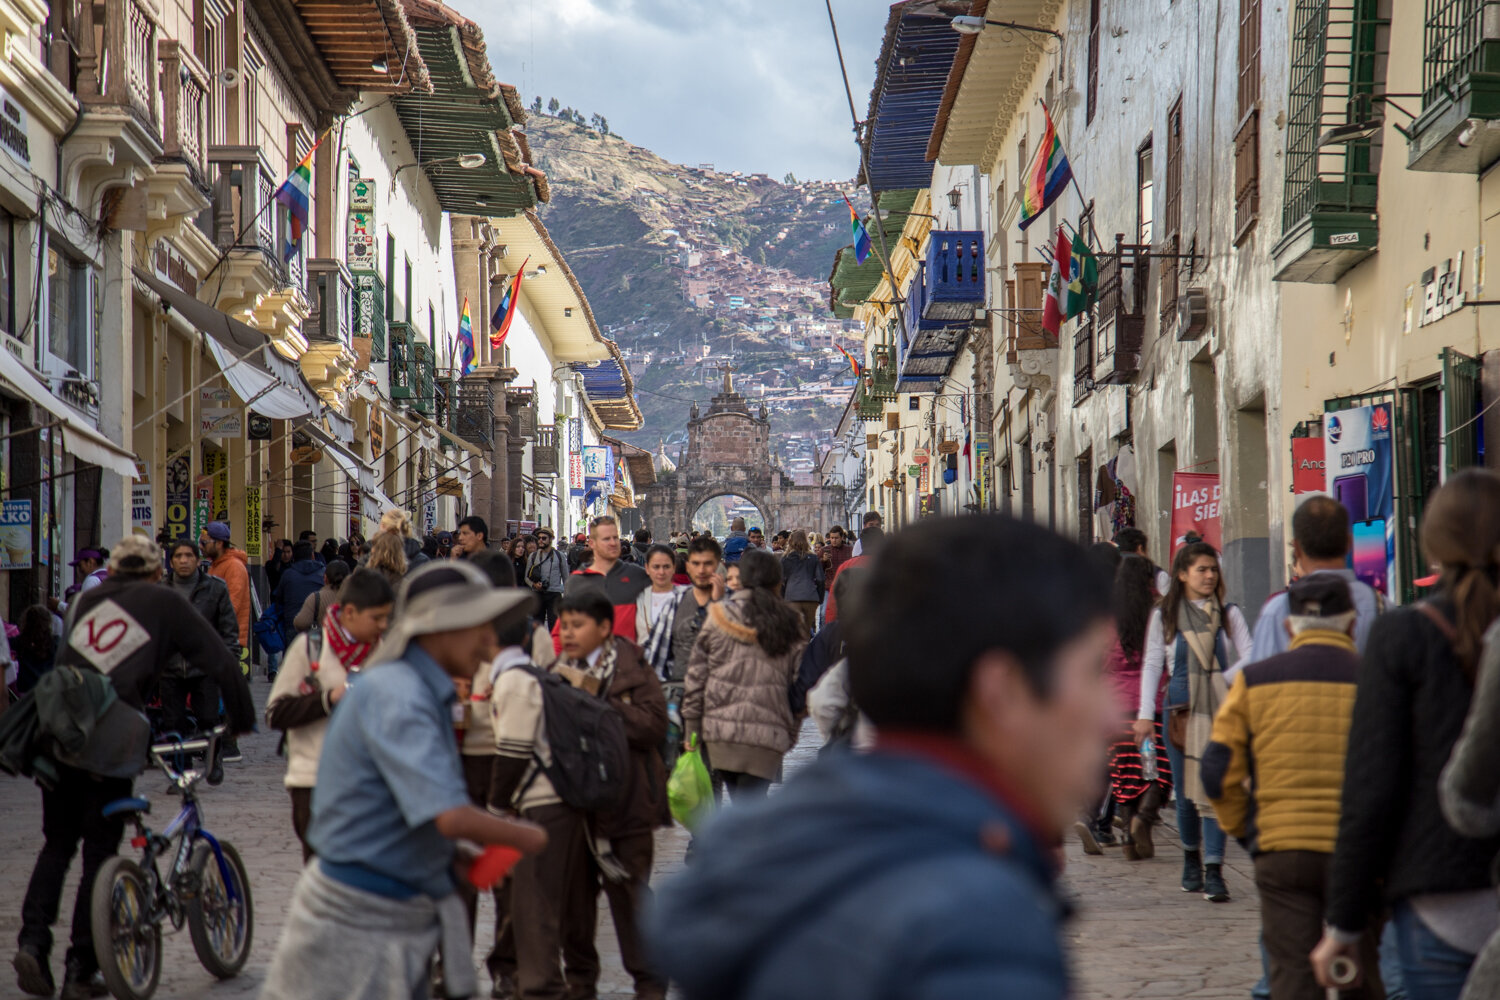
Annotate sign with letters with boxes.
[69,599,149,674]
[1170,471,1222,555]
[0,499,32,570]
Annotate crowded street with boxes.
[0,684,1264,1000]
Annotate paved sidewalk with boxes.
[0,681,1262,999]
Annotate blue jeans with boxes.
[1390,900,1474,1000]
[1160,709,1226,863]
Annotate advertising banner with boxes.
[975,434,991,508]
[130,482,153,536]
[0,499,32,570]
[164,454,191,543]
[1292,436,1327,495]
[568,418,584,496]
[37,428,50,567]
[204,449,229,520]
[1170,471,1222,555]
[1324,402,1396,597]
[914,448,930,495]
[582,446,613,486]
[244,488,261,558]
[192,498,211,542]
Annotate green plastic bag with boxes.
[667,734,714,831]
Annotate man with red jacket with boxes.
[555,516,648,649]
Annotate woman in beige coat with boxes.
[683,548,808,800]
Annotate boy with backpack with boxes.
[556,592,670,1000]
[488,591,662,1000]
[266,568,395,861]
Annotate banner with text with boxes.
[1170,471,1222,556]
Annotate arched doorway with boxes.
[690,493,769,537]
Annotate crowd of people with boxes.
[9,477,1500,1000]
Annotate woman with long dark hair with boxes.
[683,548,808,800]
[780,529,825,634]
[1133,540,1250,901]
[14,604,56,693]
[1090,555,1173,861]
[1313,469,1500,998]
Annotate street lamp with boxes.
[393,153,487,181]
[950,14,1063,42]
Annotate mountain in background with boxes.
[529,114,865,477]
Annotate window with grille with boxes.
[1234,0,1262,243]
[1281,0,1384,234]
[1160,98,1183,322]
[1087,0,1101,125]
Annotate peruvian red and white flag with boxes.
[1041,225,1070,337]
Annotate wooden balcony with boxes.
[158,39,208,181]
[532,422,561,475]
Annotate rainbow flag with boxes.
[1018,103,1073,232]
[843,195,871,264]
[456,297,476,374]
[837,342,863,376]
[274,144,316,262]
[490,256,529,350]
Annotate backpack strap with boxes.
[1416,601,1458,644]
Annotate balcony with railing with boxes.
[388,324,439,415]
[532,421,561,475]
[1073,238,1150,403]
[1407,0,1500,171]
[158,40,208,182]
[457,379,496,449]
[433,374,455,435]
[894,233,984,392]
[1272,0,1383,282]
[352,271,386,368]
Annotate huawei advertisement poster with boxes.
[1324,403,1396,600]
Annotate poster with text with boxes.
[1323,403,1396,598]
[244,488,262,558]
[1291,437,1327,494]
[1170,471,1222,555]
[0,499,32,570]
[131,482,153,536]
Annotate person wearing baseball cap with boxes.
[14,535,255,1000]
[60,548,107,611]
[261,561,546,1000]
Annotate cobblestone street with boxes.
[0,680,1261,1000]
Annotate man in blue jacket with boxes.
[649,515,1119,1000]
[271,541,325,639]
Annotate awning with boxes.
[305,423,397,522]
[0,348,138,478]
[133,268,320,419]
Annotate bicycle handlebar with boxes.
[150,724,227,781]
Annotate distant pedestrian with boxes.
[721,517,750,564]
[779,530,824,634]
[293,560,350,633]
[682,549,807,801]
[821,525,852,578]
[823,526,882,625]
[849,510,882,556]
[272,542,325,642]
[1132,540,1250,902]
[454,515,490,559]
[366,531,408,589]
[12,605,56,694]
[524,528,569,629]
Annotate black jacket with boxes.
[58,576,255,733]
[163,568,239,678]
[1326,600,1500,932]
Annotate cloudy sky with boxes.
[475,0,891,182]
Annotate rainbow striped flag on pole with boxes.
[1017,103,1073,232]
[836,342,863,377]
[457,297,476,374]
[274,144,316,262]
[490,256,530,350]
[843,194,872,264]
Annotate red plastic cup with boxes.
[468,845,522,889]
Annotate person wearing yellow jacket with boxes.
[1202,576,1382,1000]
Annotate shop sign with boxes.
[347,211,376,270]
[1418,252,1467,328]
[1291,437,1326,494]
[0,84,30,166]
[423,499,436,535]
[38,428,51,568]
[130,482,152,536]
[371,416,384,458]
[244,488,261,558]
[164,454,191,543]
[914,447,930,495]
[202,450,228,520]
[1324,403,1396,598]
[192,498,211,542]
[975,434,991,506]
[248,413,272,441]
[1170,471,1222,555]
[0,499,32,569]
[350,178,376,212]
[520,520,538,533]
[568,418,584,496]
[582,445,613,486]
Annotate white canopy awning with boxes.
[202,337,315,421]
[0,348,138,479]
[133,267,320,419]
[305,423,397,522]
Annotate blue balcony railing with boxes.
[897,260,972,391]
[922,230,985,321]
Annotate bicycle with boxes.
[89,726,253,1000]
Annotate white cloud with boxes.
[475,0,888,180]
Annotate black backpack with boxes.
[515,664,629,813]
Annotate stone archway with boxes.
[639,366,835,537]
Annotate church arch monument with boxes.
[639,368,839,537]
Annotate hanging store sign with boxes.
[0,499,32,569]
[582,446,614,486]
[975,434,991,506]
[1291,437,1326,495]
[192,498,211,542]
[1418,252,1467,328]
[244,488,261,558]
[248,413,272,441]
[914,448,930,495]
[164,455,191,543]
[131,481,153,536]
[348,211,376,270]
[568,418,584,496]
[1170,471,1222,555]
[1324,403,1396,599]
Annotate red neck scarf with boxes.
[317,603,374,670]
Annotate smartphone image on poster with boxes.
[1333,474,1369,524]
[1351,519,1387,595]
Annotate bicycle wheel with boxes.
[90,856,162,1000]
[186,840,253,978]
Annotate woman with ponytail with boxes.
[1314,469,1500,999]
[683,548,808,801]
